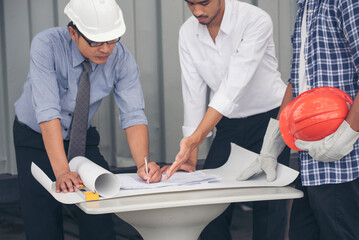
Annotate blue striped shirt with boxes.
[290,0,359,186]
[15,27,147,140]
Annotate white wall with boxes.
[0,0,297,174]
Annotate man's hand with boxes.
[161,158,196,175]
[237,118,286,182]
[163,136,198,180]
[55,171,83,193]
[295,120,359,162]
[124,124,162,183]
[40,119,80,193]
[137,161,162,183]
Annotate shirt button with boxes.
[306,34,309,38]
[64,128,68,131]
[68,113,72,116]
[309,9,313,14]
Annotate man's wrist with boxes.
[189,132,202,148]
[54,166,71,178]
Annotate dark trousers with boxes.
[200,108,290,240]
[289,175,359,240]
[13,118,115,240]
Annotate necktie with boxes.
[67,61,91,160]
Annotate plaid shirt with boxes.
[290,0,359,186]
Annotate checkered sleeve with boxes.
[338,0,359,74]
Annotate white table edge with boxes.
[77,186,303,215]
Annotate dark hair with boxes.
[67,21,78,31]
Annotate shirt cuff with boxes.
[36,108,62,124]
[120,110,148,129]
[182,126,213,138]
[208,92,237,117]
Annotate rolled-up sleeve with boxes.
[29,35,62,123]
[114,46,148,129]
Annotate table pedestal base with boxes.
[116,203,230,240]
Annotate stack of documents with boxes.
[118,171,221,190]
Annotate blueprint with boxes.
[31,143,299,204]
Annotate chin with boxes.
[92,58,108,65]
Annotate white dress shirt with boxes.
[179,0,286,137]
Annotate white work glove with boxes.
[237,118,286,182]
[295,120,359,162]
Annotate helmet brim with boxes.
[280,100,301,151]
[81,25,126,42]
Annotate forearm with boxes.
[163,108,218,180]
[39,118,70,177]
[191,107,223,146]
[277,83,293,119]
[125,124,149,168]
[346,91,359,131]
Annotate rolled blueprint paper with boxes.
[69,156,120,197]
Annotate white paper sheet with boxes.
[118,171,220,190]
[31,143,299,204]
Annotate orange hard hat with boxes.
[279,87,353,151]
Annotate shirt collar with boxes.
[220,0,232,35]
[71,40,86,68]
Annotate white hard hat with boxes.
[64,0,126,42]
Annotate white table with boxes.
[77,186,303,240]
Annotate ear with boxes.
[68,26,78,41]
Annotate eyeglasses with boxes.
[77,30,120,47]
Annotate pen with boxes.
[144,156,149,184]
